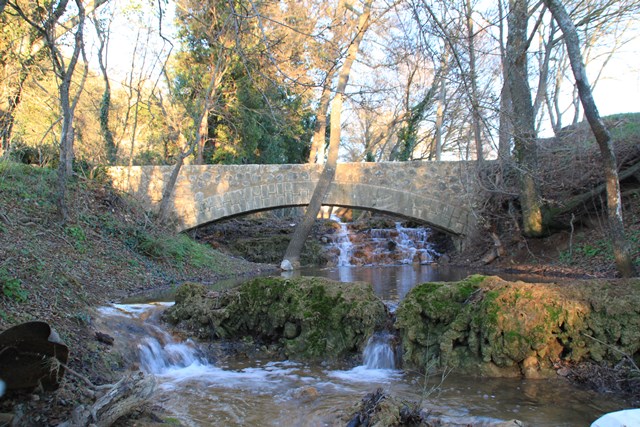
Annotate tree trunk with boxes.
[433,67,446,161]
[543,0,637,277]
[307,70,335,164]
[282,2,372,270]
[196,110,208,165]
[94,18,116,164]
[157,154,184,223]
[497,0,512,162]
[157,64,222,221]
[498,80,512,161]
[57,84,73,223]
[506,0,544,237]
[0,66,30,155]
[54,0,85,223]
[158,129,200,222]
[465,0,483,162]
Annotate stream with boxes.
[96,264,632,426]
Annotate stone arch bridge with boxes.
[106,162,477,236]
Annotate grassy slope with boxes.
[0,160,270,422]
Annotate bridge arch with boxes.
[106,162,476,236]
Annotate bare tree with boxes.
[157,0,237,219]
[506,0,545,237]
[463,0,484,161]
[1,0,105,157]
[307,68,335,164]
[281,0,373,270]
[9,0,87,221]
[543,0,636,277]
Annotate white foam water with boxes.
[94,302,627,426]
[363,332,396,369]
[330,214,354,266]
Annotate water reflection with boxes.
[282,264,473,300]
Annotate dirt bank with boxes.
[0,161,273,425]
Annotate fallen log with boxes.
[543,159,640,227]
[61,371,156,427]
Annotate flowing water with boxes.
[329,215,354,267]
[325,218,440,266]
[98,265,633,426]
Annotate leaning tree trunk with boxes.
[307,69,335,164]
[281,3,372,270]
[543,0,636,277]
[158,131,199,222]
[158,67,221,222]
[506,0,545,237]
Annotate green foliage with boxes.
[170,1,313,166]
[0,159,56,208]
[72,311,92,326]
[127,229,224,269]
[558,236,623,265]
[165,276,387,360]
[607,113,640,141]
[8,141,59,167]
[65,225,87,253]
[0,268,28,303]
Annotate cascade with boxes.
[97,304,204,375]
[362,332,396,370]
[324,218,441,266]
[393,222,440,264]
[138,333,202,374]
[92,298,622,425]
[329,214,353,266]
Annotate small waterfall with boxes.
[97,304,205,375]
[330,214,353,266]
[362,333,396,370]
[323,217,442,266]
[365,223,440,265]
[394,222,441,264]
[138,332,202,374]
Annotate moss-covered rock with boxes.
[163,276,387,360]
[395,276,640,378]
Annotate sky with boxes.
[591,41,640,117]
[94,0,640,146]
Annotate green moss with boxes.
[164,276,387,360]
[396,276,640,378]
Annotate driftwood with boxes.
[479,230,506,265]
[61,371,156,427]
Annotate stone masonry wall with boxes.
[106,162,476,235]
